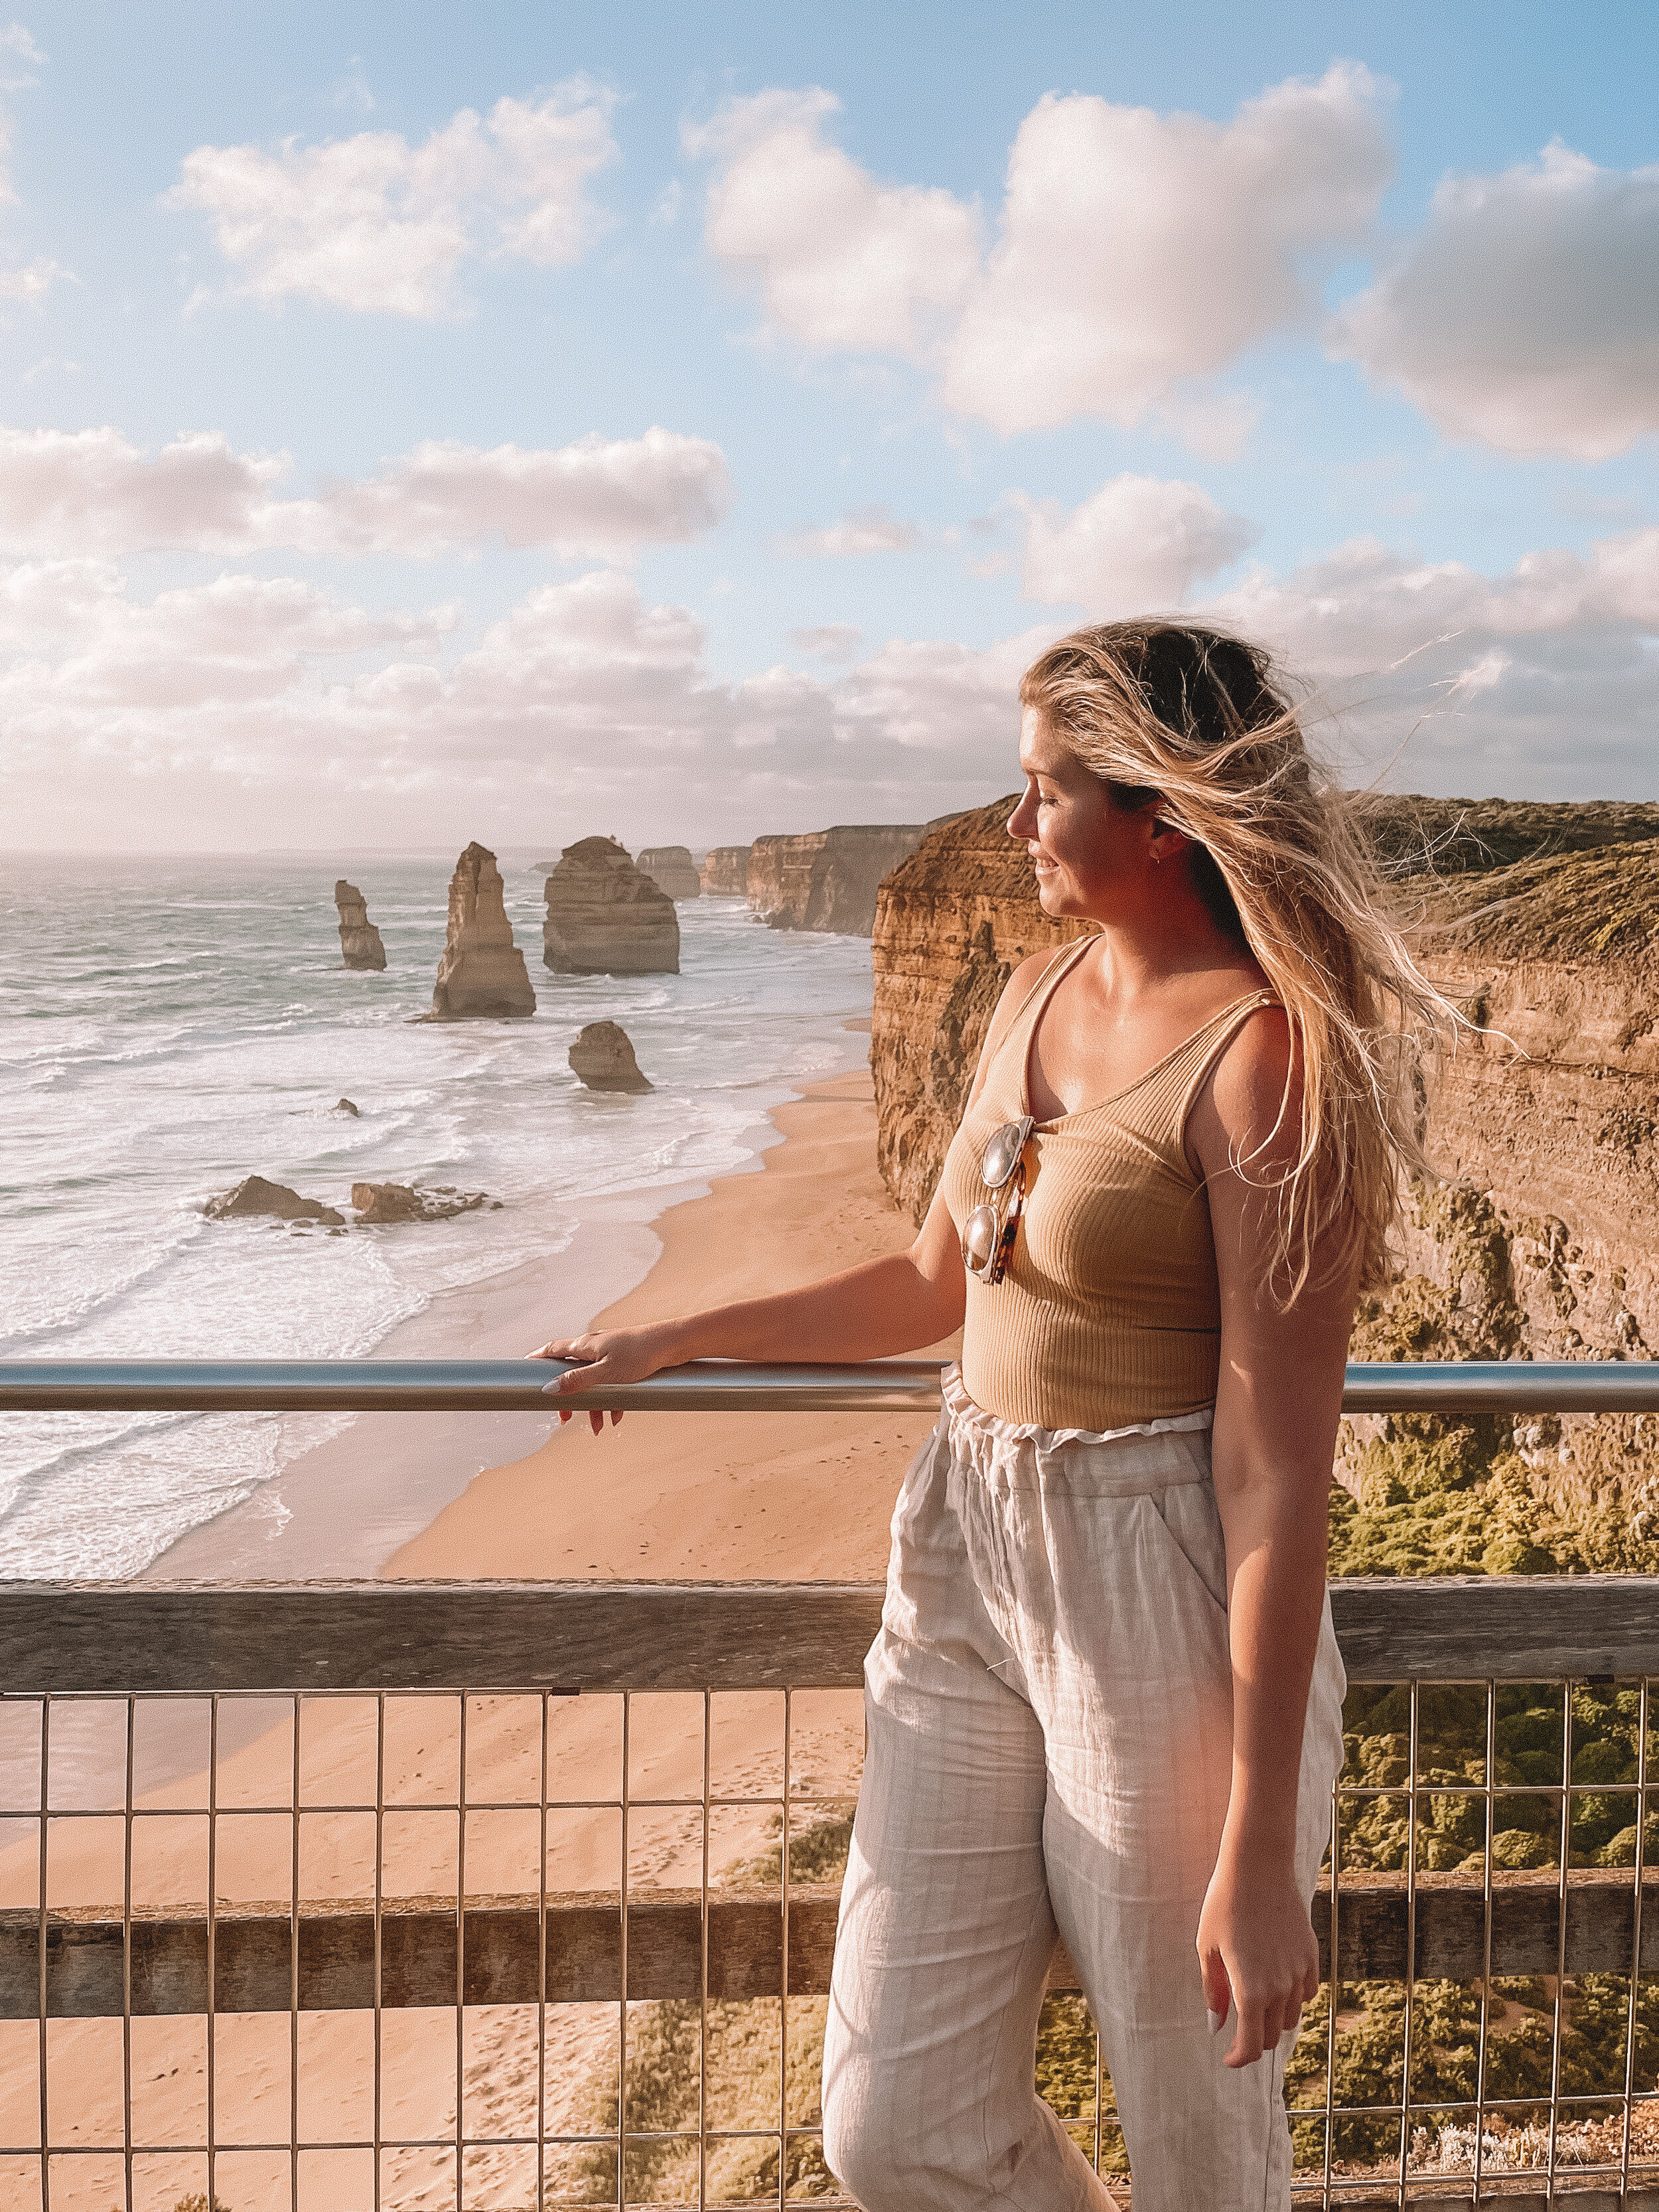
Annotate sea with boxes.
[0,855,874,1581]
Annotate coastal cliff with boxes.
[636,845,701,901]
[747,824,928,936]
[701,844,751,895]
[871,799,1659,1572]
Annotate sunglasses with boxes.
[960,1115,1034,1285]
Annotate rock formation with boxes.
[569,1019,653,1092]
[205,1175,344,1226]
[351,1182,495,1223]
[334,881,387,970]
[542,838,680,975]
[636,846,701,901]
[333,1097,360,1116]
[429,843,536,1019]
[871,796,1659,1572]
[701,844,752,895]
[747,824,930,936]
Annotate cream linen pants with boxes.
[822,1369,1345,2212]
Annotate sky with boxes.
[0,0,1655,853]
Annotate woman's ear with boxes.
[1147,816,1191,867]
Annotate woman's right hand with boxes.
[531,1323,682,1433]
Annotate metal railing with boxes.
[5,1356,1659,2212]
[3,1355,1659,1413]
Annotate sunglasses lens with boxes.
[980,1122,1024,1187]
[962,1203,999,1273]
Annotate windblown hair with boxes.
[1019,619,1449,1301]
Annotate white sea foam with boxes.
[0,855,874,1578]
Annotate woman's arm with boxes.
[1187,1011,1357,2069]
[533,950,1059,1428]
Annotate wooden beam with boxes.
[6,1869,1656,2018]
[5,1576,1659,1695]
[0,1582,887,1694]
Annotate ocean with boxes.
[0,855,873,1580]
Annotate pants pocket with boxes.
[1144,1480,1229,1615]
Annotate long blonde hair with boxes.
[1020,619,1449,1299]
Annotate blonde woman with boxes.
[536,622,1440,2211]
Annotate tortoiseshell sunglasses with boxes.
[960,1115,1034,1286]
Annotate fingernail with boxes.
[1207,2007,1224,2035]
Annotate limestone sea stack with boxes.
[429,843,536,1019]
[636,846,701,900]
[334,880,387,970]
[701,844,751,894]
[543,838,680,975]
[569,1019,653,1092]
[747,824,931,936]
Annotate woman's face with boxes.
[1007,706,1153,920]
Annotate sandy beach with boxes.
[388,1057,955,1584]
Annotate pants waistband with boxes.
[942,1364,1214,1498]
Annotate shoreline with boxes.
[144,1013,912,1583]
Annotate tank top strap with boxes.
[989,934,1095,1080]
[1134,988,1282,1159]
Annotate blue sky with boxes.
[1,0,1655,850]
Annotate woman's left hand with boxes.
[1195,1855,1319,2069]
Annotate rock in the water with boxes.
[747,824,932,936]
[351,1181,493,1223]
[543,838,680,975]
[334,880,388,970]
[569,1019,653,1092]
[333,1097,360,1116]
[635,845,701,900]
[701,844,752,895]
[206,1175,344,1226]
[429,843,536,1018]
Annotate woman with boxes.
[536,621,1441,2211]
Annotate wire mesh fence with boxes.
[5,1665,1659,2209]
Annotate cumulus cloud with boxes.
[776,503,918,557]
[685,88,979,354]
[1329,143,1659,460]
[691,68,1392,447]
[1017,474,1258,614]
[1204,526,1659,787]
[9,522,1655,849]
[0,423,730,557]
[168,83,618,316]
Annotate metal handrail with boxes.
[0,1356,1656,1413]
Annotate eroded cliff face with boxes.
[870,796,1078,1222]
[701,845,751,895]
[636,846,701,901]
[747,824,928,936]
[871,802,1659,1570]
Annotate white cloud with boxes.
[790,622,862,660]
[0,255,61,303]
[685,88,980,354]
[1204,525,1659,788]
[776,503,918,557]
[7,523,1655,850]
[690,68,1392,447]
[168,83,618,317]
[0,423,730,557]
[1329,143,1659,461]
[1017,474,1258,614]
[946,66,1393,436]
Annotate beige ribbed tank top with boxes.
[939,938,1278,1432]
